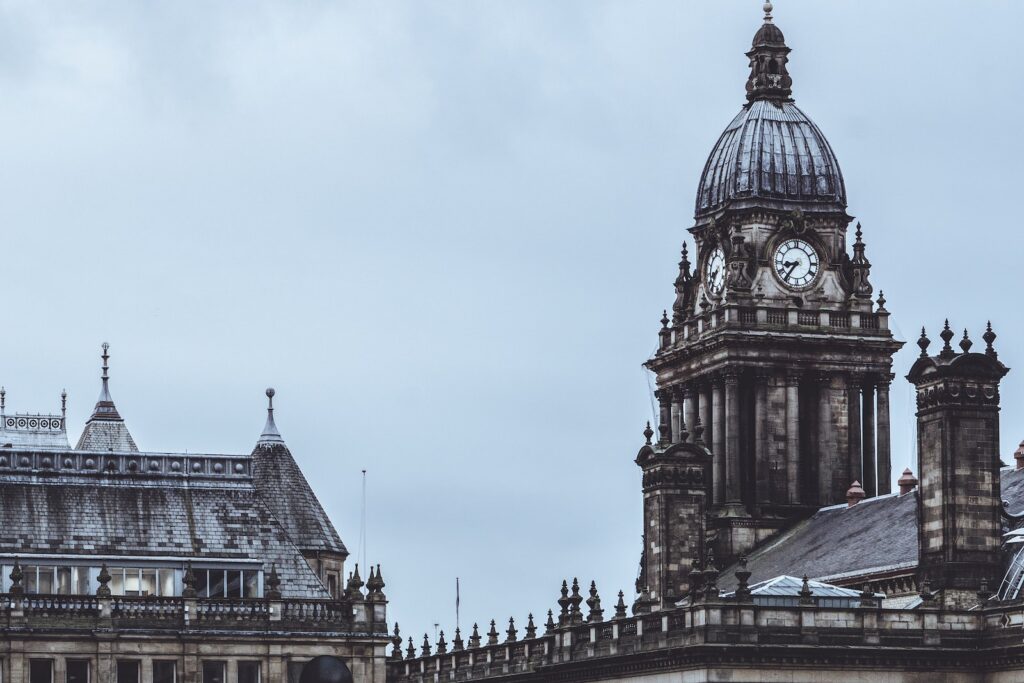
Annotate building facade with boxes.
[387,5,1024,681]
[0,345,389,683]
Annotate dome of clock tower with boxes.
[694,5,846,218]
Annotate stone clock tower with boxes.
[645,3,903,564]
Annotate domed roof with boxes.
[694,7,846,217]
[695,100,846,216]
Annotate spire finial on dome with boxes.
[258,387,284,445]
[746,1,792,102]
[763,1,774,23]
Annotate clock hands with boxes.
[783,260,800,281]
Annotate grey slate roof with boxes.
[76,420,138,452]
[695,100,847,216]
[0,460,331,598]
[252,442,347,556]
[718,468,1024,592]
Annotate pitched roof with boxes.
[75,344,138,452]
[251,442,347,556]
[0,466,329,598]
[719,468,1024,592]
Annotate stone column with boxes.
[712,377,725,504]
[657,389,672,446]
[699,382,712,449]
[725,372,742,503]
[683,384,697,441]
[817,374,836,506]
[847,373,863,487]
[754,372,770,504]
[876,376,892,495]
[670,391,682,443]
[862,381,876,497]
[786,372,801,504]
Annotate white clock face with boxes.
[773,239,819,288]
[705,247,725,295]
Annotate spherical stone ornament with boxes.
[84,458,95,469]
[192,461,202,472]
[213,462,224,473]
[234,463,244,473]
[299,656,353,683]
[170,461,182,472]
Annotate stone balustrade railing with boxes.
[387,598,1024,682]
[0,593,388,636]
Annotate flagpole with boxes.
[456,577,461,631]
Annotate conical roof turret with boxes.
[76,343,138,452]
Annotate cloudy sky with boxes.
[0,0,1021,642]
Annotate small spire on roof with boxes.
[1,386,6,416]
[88,342,123,421]
[763,1,773,23]
[61,389,67,420]
[258,387,285,445]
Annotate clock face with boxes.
[705,247,725,295]
[773,239,819,288]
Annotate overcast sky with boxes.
[0,0,1021,643]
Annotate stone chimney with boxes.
[1014,440,1024,471]
[846,481,866,507]
[907,322,1009,610]
[898,468,918,495]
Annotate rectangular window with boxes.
[209,570,225,598]
[116,661,139,683]
[141,569,157,596]
[124,569,141,596]
[66,660,89,683]
[327,573,338,598]
[160,569,175,597]
[110,568,125,596]
[226,570,242,598]
[244,571,259,598]
[153,661,176,683]
[202,662,226,683]
[30,660,53,683]
[75,567,91,594]
[25,566,38,594]
[56,567,72,594]
[237,662,260,683]
[195,569,209,598]
[37,566,54,594]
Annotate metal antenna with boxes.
[359,469,368,572]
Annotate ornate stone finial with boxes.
[0,386,6,415]
[763,1,773,22]
[660,310,669,329]
[688,565,704,602]
[525,613,537,639]
[876,290,887,311]
[960,329,973,354]
[61,389,67,419]
[406,637,416,660]
[569,578,584,622]
[701,563,719,600]
[421,633,432,657]
[469,622,481,648]
[673,244,694,325]
[182,561,198,598]
[97,563,112,597]
[918,327,930,357]
[9,557,23,596]
[614,590,627,619]
[258,387,285,445]
[984,321,998,358]
[939,320,955,358]
[898,467,919,495]
[557,579,571,624]
[436,630,448,654]
[643,421,653,446]
[799,575,814,605]
[347,563,364,597]
[265,563,282,599]
[374,564,386,594]
[452,626,465,652]
[486,619,499,646]
[850,223,873,298]
[366,564,385,595]
[544,609,556,633]
[505,617,517,643]
[846,480,866,507]
[692,415,705,446]
[735,556,753,602]
[586,581,604,622]
[855,221,863,241]
[391,623,403,659]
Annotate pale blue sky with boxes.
[0,0,1020,641]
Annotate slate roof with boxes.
[252,442,347,556]
[0,462,331,598]
[718,468,1024,592]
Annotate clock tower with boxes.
[645,3,903,564]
